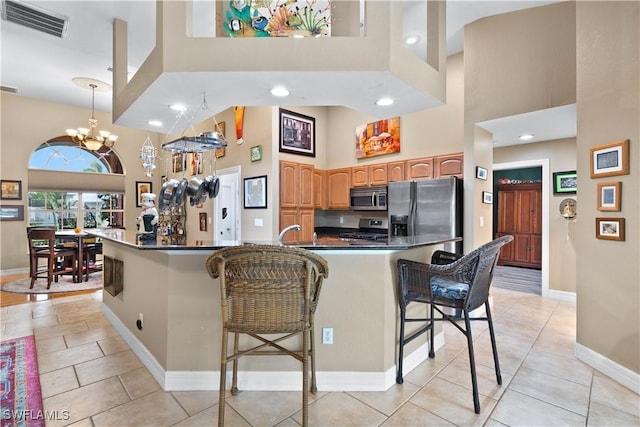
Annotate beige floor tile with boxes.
[173,405,250,427]
[401,356,447,388]
[381,401,455,426]
[491,389,586,426]
[436,356,511,400]
[225,390,308,426]
[4,313,59,336]
[64,324,119,347]
[43,376,131,427]
[509,366,590,416]
[66,418,94,427]
[91,390,188,426]
[32,300,80,318]
[590,374,640,417]
[58,310,110,326]
[297,392,387,426]
[97,334,130,355]
[33,320,88,340]
[75,349,143,385]
[37,341,104,373]
[119,366,161,399]
[35,335,67,355]
[347,382,420,416]
[532,327,577,358]
[40,366,79,398]
[409,377,496,426]
[586,401,640,426]
[172,390,217,416]
[522,349,593,386]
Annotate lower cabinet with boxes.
[279,208,314,243]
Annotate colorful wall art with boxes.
[221,0,331,38]
[355,116,401,159]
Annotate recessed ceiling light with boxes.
[169,104,187,112]
[404,36,419,45]
[376,97,394,106]
[148,120,162,127]
[292,34,304,39]
[270,86,290,97]
[519,133,534,140]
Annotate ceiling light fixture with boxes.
[270,86,290,97]
[170,104,188,112]
[376,97,394,106]
[148,120,162,127]
[519,133,534,140]
[66,79,117,151]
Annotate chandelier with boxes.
[66,79,117,151]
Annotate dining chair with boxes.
[396,235,513,414]
[206,245,329,427]
[27,227,78,289]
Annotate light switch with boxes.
[479,216,484,227]
[254,218,263,227]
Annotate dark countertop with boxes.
[90,229,461,251]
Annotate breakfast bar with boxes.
[93,229,460,392]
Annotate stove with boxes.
[339,218,389,241]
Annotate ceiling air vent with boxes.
[1,0,68,38]
[0,85,19,94]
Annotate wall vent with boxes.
[0,85,19,94]
[1,0,68,38]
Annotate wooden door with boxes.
[313,169,325,209]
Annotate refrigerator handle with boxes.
[408,181,417,235]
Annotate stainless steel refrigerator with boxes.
[387,176,463,253]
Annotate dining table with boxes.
[55,229,98,283]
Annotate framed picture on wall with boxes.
[595,217,625,241]
[1,180,22,200]
[244,175,267,209]
[475,167,488,180]
[590,139,629,178]
[482,191,493,204]
[597,182,622,212]
[279,109,315,157]
[136,181,152,207]
[552,170,577,194]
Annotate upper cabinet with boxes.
[434,153,463,179]
[368,163,388,186]
[313,169,325,209]
[405,157,434,180]
[351,163,389,187]
[387,161,405,182]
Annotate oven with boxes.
[339,218,389,241]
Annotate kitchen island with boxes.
[93,229,460,392]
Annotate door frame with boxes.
[493,159,550,298]
[214,165,242,242]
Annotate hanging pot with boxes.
[173,178,188,206]
[161,179,179,208]
[209,175,220,199]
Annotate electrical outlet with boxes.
[322,327,333,344]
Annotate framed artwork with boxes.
[244,175,267,209]
[199,212,207,231]
[355,116,401,159]
[552,170,577,195]
[597,182,622,212]
[189,153,203,176]
[1,179,22,200]
[482,191,493,204]
[590,139,629,178]
[279,109,315,157]
[172,153,185,173]
[595,217,625,241]
[475,167,488,180]
[250,145,263,162]
[136,181,152,207]
[0,205,24,221]
[215,121,226,158]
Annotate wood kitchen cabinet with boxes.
[279,160,314,242]
[351,163,388,187]
[326,168,351,209]
[434,153,463,178]
[405,157,434,180]
[496,183,542,269]
[313,168,325,209]
[387,161,405,182]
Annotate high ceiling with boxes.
[1,0,571,146]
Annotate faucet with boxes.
[277,224,301,244]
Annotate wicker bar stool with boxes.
[206,245,329,427]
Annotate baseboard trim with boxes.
[575,343,640,395]
[102,303,442,392]
[1,267,29,277]
[545,288,576,303]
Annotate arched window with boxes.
[27,137,126,229]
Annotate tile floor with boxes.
[1,287,639,426]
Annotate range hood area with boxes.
[112,1,447,134]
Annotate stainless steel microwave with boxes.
[349,186,388,211]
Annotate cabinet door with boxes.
[299,209,315,241]
[368,163,388,186]
[516,190,538,234]
[387,161,405,182]
[280,161,298,208]
[530,234,542,267]
[498,190,517,233]
[279,208,300,243]
[435,153,463,178]
[327,168,351,209]
[406,157,434,180]
[351,166,368,187]
[496,232,514,264]
[313,169,325,209]
[299,163,314,208]
[513,235,532,265]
